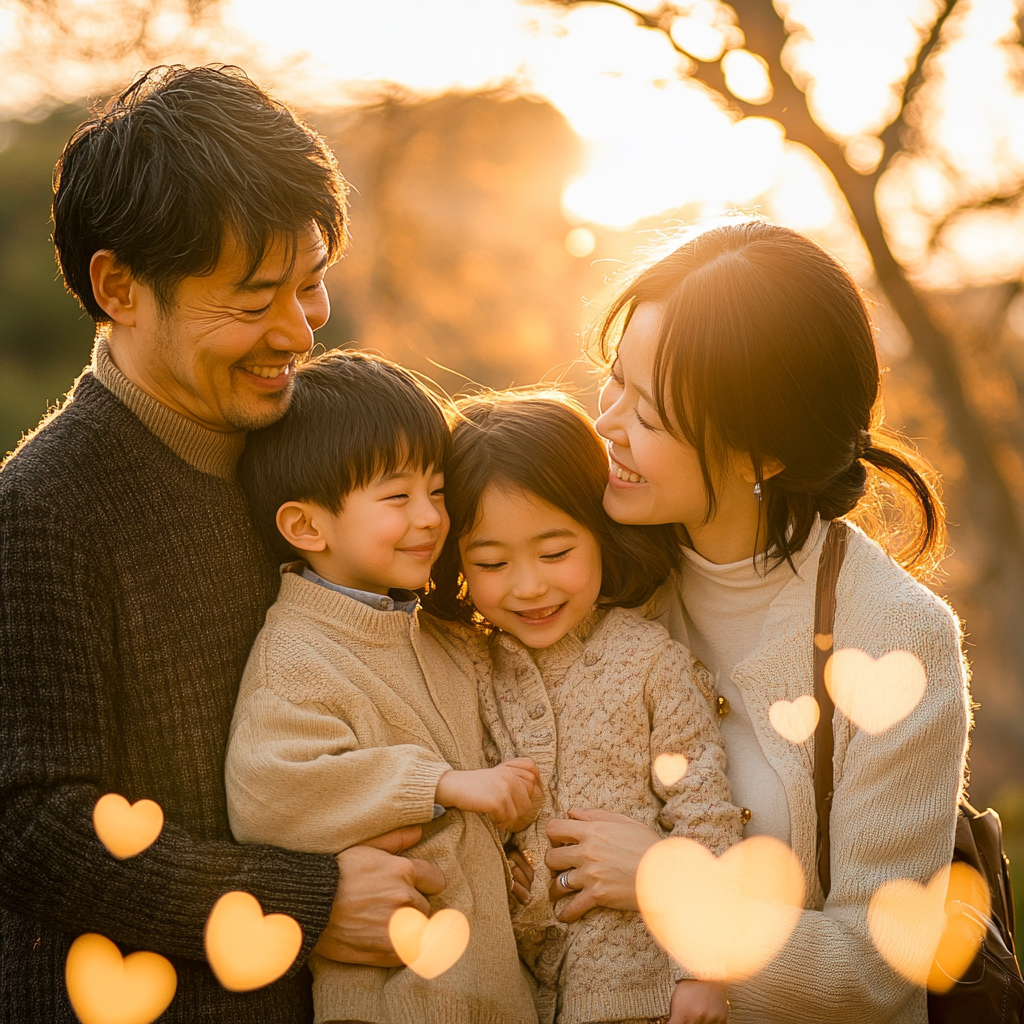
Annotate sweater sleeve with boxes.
[730,597,969,1024]
[226,682,452,855]
[0,487,338,969]
[647,641,745,854]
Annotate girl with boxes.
[543,220,971,1024]
[426,391,745,1024]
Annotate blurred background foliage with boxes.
[1,0,1023,900]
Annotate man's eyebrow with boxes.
[235,252,329,293]
[465,527,577,552]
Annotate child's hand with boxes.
[668,979,729,1024]
[435,758,541,830]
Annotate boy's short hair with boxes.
[238,350,451,560]
[53,64,348,321]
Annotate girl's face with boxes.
[458,484,602,649]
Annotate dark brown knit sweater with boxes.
[0,369,339,1022]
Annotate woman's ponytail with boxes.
[850,425,946,579]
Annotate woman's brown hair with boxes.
[594,219,945,578]
[425,390,680,623]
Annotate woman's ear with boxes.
[736,454,785,485]
[89,250,141,326]
[276,502,327,553]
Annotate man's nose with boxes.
[266,297,317,356]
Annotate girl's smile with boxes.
[459,484,602,649]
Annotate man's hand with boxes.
[435,758,540,830]
[312,825,446,966]
[668,979,729,1024]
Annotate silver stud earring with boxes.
[753,482,762,501]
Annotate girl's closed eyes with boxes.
[458,485,602,650]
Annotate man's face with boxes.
[122,225,330,431]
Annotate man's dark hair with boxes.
[238,350,452,561]
[53,64,349,321]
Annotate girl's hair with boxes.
[425,390,680,623]
[593,220,946,578]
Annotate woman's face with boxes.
[595,302,711,527]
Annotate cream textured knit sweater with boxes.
[442,608,744,1024]
[647,521,971,1024]
[225,570,538,1024]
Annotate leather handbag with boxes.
[813,519,1024,1022]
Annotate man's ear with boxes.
[276,502,327,553]
[89,250,140,325]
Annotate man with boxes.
[0,65,445,1022]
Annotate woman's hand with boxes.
[507,847,535,905]
[544,808,661,922]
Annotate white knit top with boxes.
[678,516,825,845]
[647,521,970,1024]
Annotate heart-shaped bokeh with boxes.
[653,752,689,787]
[93,794,164,860]
[389,906,470,980]
[768,695,819,744]
[868,862,990,992]
[826,648,927,735]
[204,891,302,992]
[65,933,176,1024]
[637,835,805,981]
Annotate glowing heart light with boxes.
[93,794,164,860]
[868,862,990,992]
[637,835,805,981]
[768,695,819,744]
[825,649,927,735]
[653,752,689,787]
[205,891,302,992]
[65,933,176,1024]
[389,906,470,979]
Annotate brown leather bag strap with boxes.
[813,520,851,899]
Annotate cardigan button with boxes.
[740,807,752,824]
[528,703,546,720]
[583,650,600,667]
[717,696,730,717]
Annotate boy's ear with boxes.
[276,502,328,553]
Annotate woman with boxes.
[544,220,970,1024]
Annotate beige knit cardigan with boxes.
[437,608,744,1024]
[225,571,538,1024]
[647,521,971,1024]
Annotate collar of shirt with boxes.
[301,567,420,614]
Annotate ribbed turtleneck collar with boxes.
[91,336,246,482]
[680,515,823,589]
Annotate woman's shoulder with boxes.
[838,524,961,645]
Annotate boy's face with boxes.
[289,465,448,595]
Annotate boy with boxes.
[226,350,540,1024]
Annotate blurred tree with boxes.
[543,0,1024,792]
[314,90,593,395]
